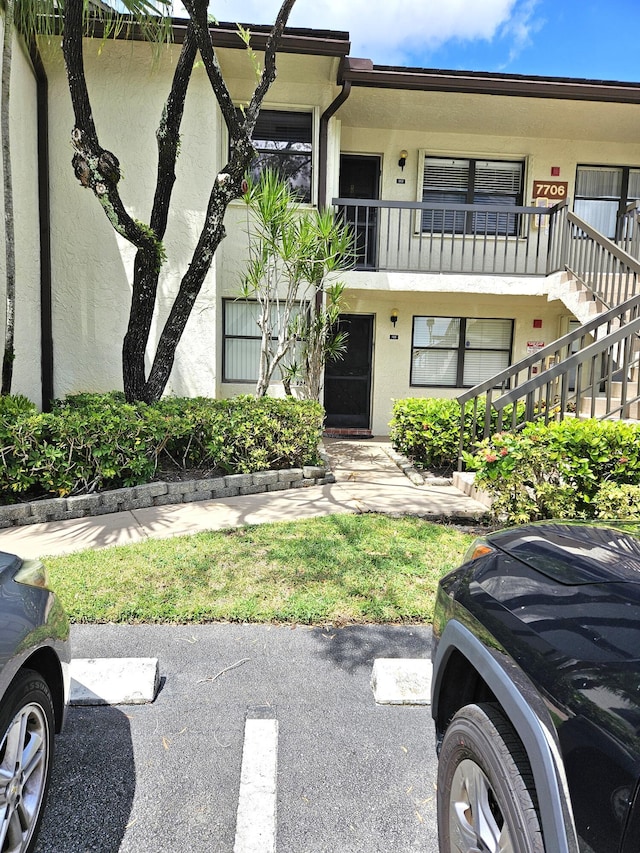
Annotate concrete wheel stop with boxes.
[371,658,432,705]
[70,657,160,705]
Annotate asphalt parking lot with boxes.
[35,623,439,853]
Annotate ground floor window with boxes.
[410,316,513,387]
[223,299,302,383]
[574,165,640,239]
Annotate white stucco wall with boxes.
[338,126,640,214]
[0,30,42,405]
[341,289,570,435]
[336,86,640,208]
[44,38,222,398]
[43,37,340,401]
[37,35,640,435]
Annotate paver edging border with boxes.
[382,446,453,487]
[0,465,335,529]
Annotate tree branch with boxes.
[245,0,297,133]
[180,0,241,138]
[124,21,199,399]
[150,19,198,238]
[62,0,161,259]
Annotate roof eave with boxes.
[82,15,351,58]
[339,58,640,104]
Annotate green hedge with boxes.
[466,418,640,523]
[390,397,525,469]
[0,393,323,504]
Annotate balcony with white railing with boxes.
[332,197,568,276]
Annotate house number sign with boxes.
[532,181,568,199]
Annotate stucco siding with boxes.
[43,38,338,400]
[0,31,41,405]
[44,38,222,398]
[342,290,570,435]
[336,123,640,212]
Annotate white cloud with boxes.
[498,0,544,66]
[173,0,539,65]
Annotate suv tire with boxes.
[437,701,544,853]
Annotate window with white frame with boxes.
[411,316,513,387]
[223,299,303,383]
[421,157,524,236]
[574,165,640,239]
[248,110,313,202]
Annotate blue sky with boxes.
[192,0,640,82]
[415,1,640,81]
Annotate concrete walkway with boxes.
[0,438,488,558]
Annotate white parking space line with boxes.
[233,718,279,853]
[371,658,432,705]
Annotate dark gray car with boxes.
[0,551,70,853]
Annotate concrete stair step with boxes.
[579,396,640,419]
[452,471,493,509]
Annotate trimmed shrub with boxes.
[0,393,323,504]
[390,397,525,470]
[466,418,640,523]
[390,398,461,469]
[594,483,640,520]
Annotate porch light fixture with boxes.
[398,150,408,170]
[390,309,399,327]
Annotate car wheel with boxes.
[437,702,544,853]
[0,670,55,853]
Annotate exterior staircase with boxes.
[458,204,640,467]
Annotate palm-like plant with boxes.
[241,169,354,401]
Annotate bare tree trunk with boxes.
[122,22,198,401]
[1,0,15,395]
[62,0,297,403]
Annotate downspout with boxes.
[29,44,54,410]
[318,73,351,210]
[316,68,351,325]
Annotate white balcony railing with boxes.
[332,198,568,276]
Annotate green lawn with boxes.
[47,514,476,624]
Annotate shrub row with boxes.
[389,397,525,470]
[0,393,323,504]
[466,418,640,523]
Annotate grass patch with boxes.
[46,514,475,624]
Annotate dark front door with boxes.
[324,314,374,429]
[339,155,380,269]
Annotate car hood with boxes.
[464,523,640,666]
[488,521,640,586]
[0,551,21,578]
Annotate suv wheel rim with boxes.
[449,758,513,853]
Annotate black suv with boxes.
[431,521,640,853]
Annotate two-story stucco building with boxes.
[5,17,640,433]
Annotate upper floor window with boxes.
[422,157,524,236]
[574,165,640,239]
[249,110,313,202]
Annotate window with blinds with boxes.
[411,315,513,388]
[422,156,524,236]
[575,165,640,239]
[223,300,303,383]
[249,110,313,202]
